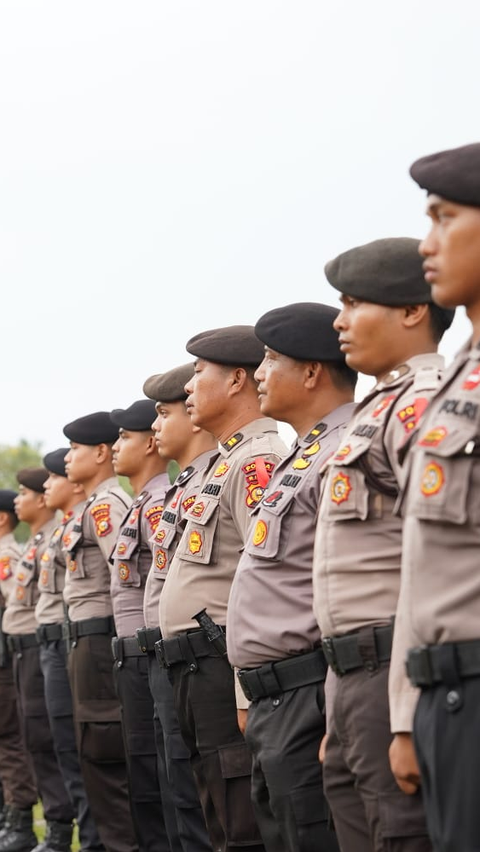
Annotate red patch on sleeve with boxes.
[0,558,11,581]
[90,503,113,538]
[242,459,275,507]
[145,505,164,533]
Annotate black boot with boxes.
[0,808,11,840]
[0,808,36,852]
[30,821,72,852]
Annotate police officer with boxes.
[2,468,75,852]
[37,449,103,852]
[141,364,216,852]
[388,143,480,851]
[157,326,286,852]
[0,490,37,846]
[227,303,356,852]
[312,239,455,852]
[62,412,137,852]
[109,400,172,852]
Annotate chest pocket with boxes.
[114,535,142,587]
[38,553,58,594]
[408,425,479,524]
[15,560,37,606]
[322,440,372,521]
[177,498,220,565]
[63,524,87,580]
[150,522,177,581]
[244,490,296,559]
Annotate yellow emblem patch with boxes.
[188,531,203,555]
[191,502,205,518]
[420,462,445,497]
[213,462,230,478]
[303,441,320,457]
[292,457,311,470]
[68,559,77,573]
[331,472,352,505]
[117,542,127,555]
[252,520,268,547]
[155,549,167,571]
[118,563,130,581]
[91,503,112,538]
[40,568,49,585]
[419,427,448,448]
[41,552,50,563]
[334,444,352,461]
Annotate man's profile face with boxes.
[254,347,307,423]
[184,359,231,435]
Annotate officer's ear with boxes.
[402,303,429,329]
[95,443,111,465]
[227,367,248,396]
[145,434,157,456]
[303,361,322,390]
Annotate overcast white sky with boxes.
[0,1,477,451]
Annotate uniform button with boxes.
[188,663,197,673]
[272,698,280,707]
[117,660,123,668]
[365,661,375,672]
[446,690,460,707]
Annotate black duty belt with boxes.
[135,626,161,653]
[155,628,224,671]
[112,636,146,664]
[36,624,63,643]
[407,640,480,687]
[63,615,116,647]
[7,633,38,654]
[322,624,393,676]
[237,648,328,702]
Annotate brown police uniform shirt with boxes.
[63,477,131,622]
[0,533,21,611]
[110,473,169,638]
[390,341,480,732]
[35,503,85,625]
[227,403,356,671]
[159,418,287,638]
[313,354,444,644]
[144,450,219,630]
[3,518,58,635]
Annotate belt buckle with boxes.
[407,645,433,687]
[154,639,168,668]
[322,637,345,677]
[236,669,254,702]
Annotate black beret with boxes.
[43,448,69,477]
[63,411,119,445]
[410,143,480,208]
[0,489,18,513]
[186,325,265,367]
[110,400,157,432]
[143,363,194,403]
[16,468,49,493]
[255,303,345,362]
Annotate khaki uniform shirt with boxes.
[3,518,58,635]
[227,403,355,670]
[143,450,219,629]
[0,533,21,609]
[313,354,444,642]
[159,418,286,638]
[390,341,480,732]
[63,477,131,622]
[110,473,169,638]
[35,504,85,625]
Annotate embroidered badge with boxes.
[41,552,50,563]
[61,511,73,525]
[145,505,163,533]
[213,462,230,478]
[462,365,480,391]
[129,508,140,526]
[118,563,130,581]
[419,427,448,448]
[16,586,25,601]
[68,559,77,573]
[303,441,321,457]
[331,472,352,505]
[263,489,283,507]
[222,432,243,451]
[191,501,206,519]
[372,394,396,418]
[242,460,275,507]
[170,489,184,509]
[0,558,11,581]
[25,546,37,562]
[421,462,445,496]
[252,519,268,547]
[17,572,25,582]
[117,542,127,555]
[53,527,62,539]
[292,457,310,470]
[305,423,328,443]
[188,531,203,555]
[155,528,166,544]
[63,533,72,548]
[40,568,49,586]
[182,494,196,513]
[334,444,352,461]
[155,549,167,570]
[91,503,113,537]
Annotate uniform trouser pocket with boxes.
[217,742,262,845]
[81,721,126,763]
[378,791,431,852]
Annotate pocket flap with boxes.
[185,498,219,527]
[328,439,370,467]
[378,790,428,838]
[218,742,252,779]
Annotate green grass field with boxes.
[33,803,80,851]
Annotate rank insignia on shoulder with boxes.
[242,459,275,507]
[118,563,130,581]
[145,505,164,533]
[462,365,480,391]
[420,462,445,496]
[372,394,396,418]
[331,472,352,505]
[0,558,11,581]
[213,462,230,478]
[188,530,203,555]
[252,519,268,547]
[305,422,328,443]
[419,427,448,448]
[155,549,167,570]
[90,503,113,538]
[222,432,243,452]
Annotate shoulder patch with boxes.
[145,504,164,533]
[0,558,11,581]
[242,459,275,507]
[182,494,196,513]
[396,397,428,433]
[90,503,113,538]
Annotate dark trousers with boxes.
[12,643,74,823]
[414,675,480,852]
[67,633,138,852]
[147,653,212,852]
[169,651,265,852]
[324,663,431,852]
[39,638,103,850]
[0,659,37,808]
[246,682,339,852]
[112,647,171,852]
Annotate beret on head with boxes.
[110,400,157,432]
[255,303,345,362]
[16,467,49,493]
[63,412,119,445]
[410,143,480,208]
[43,448,69,477]
[186,325,265,367]
[143,363,194,402]
[0,489,18,514]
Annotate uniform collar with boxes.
[142,472,170,494]
[218,417,278,457]
[374,352,444,394]
[297,402,356,448]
